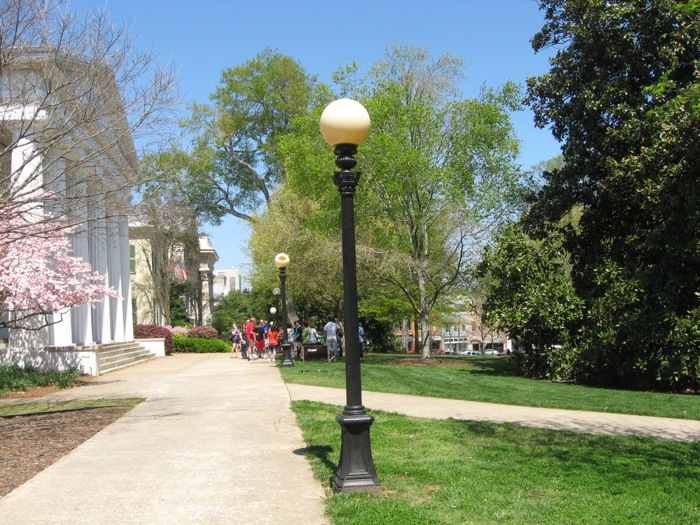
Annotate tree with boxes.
[181,48,315,223]
[0,0,176,331]
[360,45,524,358]
[525,0,700,389]
[270,45,525,359]
[135,150,201,326]
[0,220,118,329]
[0,0,177,240]
[477,225,583,379]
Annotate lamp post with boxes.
[320,98,380,492]
[275,253,294,368]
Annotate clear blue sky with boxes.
[72,0,561,281]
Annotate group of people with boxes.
[229,318,283,361]
[230,317,365,362]
[291,319,343,361]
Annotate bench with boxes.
[302,344,329,362]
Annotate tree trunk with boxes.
[401,319,410,352]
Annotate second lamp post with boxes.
[274,253,294,367]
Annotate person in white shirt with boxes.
[324,319,341,362]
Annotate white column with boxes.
[92,200,112,343]
[71,169,95,347]
[120,216,134,340]
[109,214,125,342]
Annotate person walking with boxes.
[267,324,280,362]
[230,322,241,358]
[254,320,266,359]
[244,318,255,360]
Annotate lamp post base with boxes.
[331,411,381,492]
[280,342,294,367]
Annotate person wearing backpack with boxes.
[293,320,303,358]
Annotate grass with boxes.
[280,354,700,420]
[0,398,145,417]
[292,400,700,525]
[0,365,82,396]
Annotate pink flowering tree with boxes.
[0,219,119,330]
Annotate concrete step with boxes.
[98,342,156,374]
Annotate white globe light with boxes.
[270,307,277,314]
[274,253,290,268]
[319,98,371,147]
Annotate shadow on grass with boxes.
[449,418,700,483]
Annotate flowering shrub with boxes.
[169,326,189,336]
[134,325,173,355]
[187,325,218,339]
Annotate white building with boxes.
[129,228,219,327]
[197,235,219,324]
[0,49,152,375]
[213,268,242,299]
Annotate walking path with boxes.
[287,384,700,442]
[2,354,699,524]
[0,354,327,525]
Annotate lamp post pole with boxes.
[320,99,380,492]
[275,253,294,368]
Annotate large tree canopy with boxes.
[253,45,525,357]
[524,0,700,389]
[181,48,316,223]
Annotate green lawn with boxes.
[281,354,700,420]
[293,400,700,525]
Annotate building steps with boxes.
[97,342,156,375]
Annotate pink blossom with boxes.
[0,218,119,329]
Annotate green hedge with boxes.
[173,335,230,353]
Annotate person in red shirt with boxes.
[267,324,280,362]
[245,318,256,360]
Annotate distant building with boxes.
[213,268,242,299]
[197,236,218,324]
[129,230,218,326]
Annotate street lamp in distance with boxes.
[319,98,380,492]
[274,253,294,368]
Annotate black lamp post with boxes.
[320,98,380,492]
[275,253,294,368]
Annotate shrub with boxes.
[134,324,173,355]
[173,337,230,353]
[169,326,189,336]
[0,365,82,395]
[187,325,219,339]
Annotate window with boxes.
[129,244,136,274]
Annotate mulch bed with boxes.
[380,358,477,367]
[0,387,131,498]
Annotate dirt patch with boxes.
[2,385,63,399]
[1,379,98,400]
[380,358,477,367]
[0,384,130,498]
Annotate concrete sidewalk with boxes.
[287,384,700,442]
[0,354,328,525]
